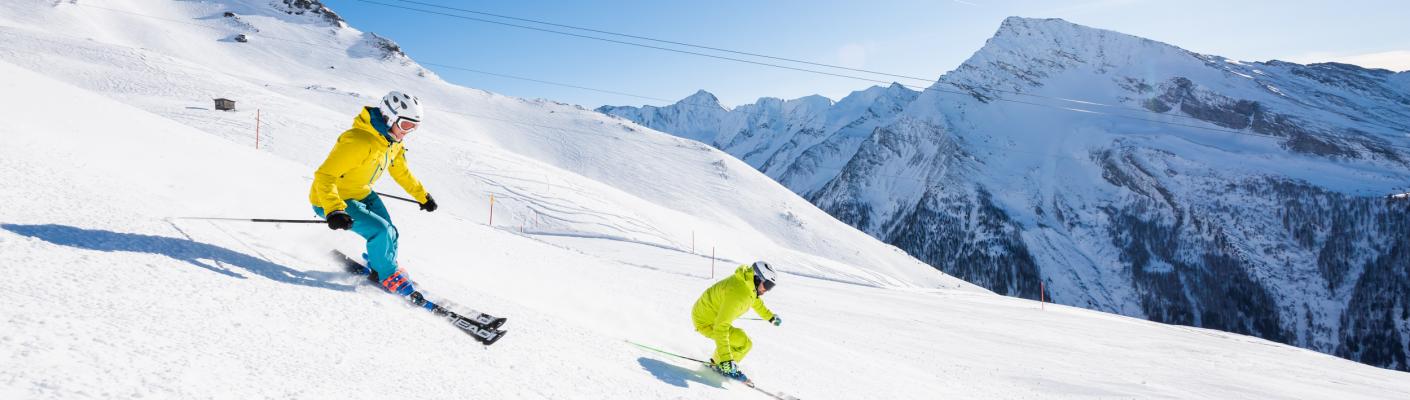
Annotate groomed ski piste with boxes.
[0,1,1407,398]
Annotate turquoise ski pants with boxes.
[314,192,399,279]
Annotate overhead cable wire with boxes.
[372,0,1230,124]
[349,0,1410,152]
[390,0,940,84]
[70,2,1389,151]
[64,2,1410,177]
[418,61,677,103]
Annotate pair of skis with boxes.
[626,340,800,400]
[331,250,507,345]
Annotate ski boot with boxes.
[377,269,413,295]
[709,359,749,382]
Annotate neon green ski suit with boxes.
[691,264,776,364]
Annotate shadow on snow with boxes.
[636,357,726,389]
[2,223,353,291]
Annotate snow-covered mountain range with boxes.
[599,83,921,199]
[601,17,1410,372]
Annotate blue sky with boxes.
[322,0,1410,108]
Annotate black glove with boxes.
[419,193,438,212]
[326,210,353,230]
[769,316,782,326]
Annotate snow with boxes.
[1,1,1408,399]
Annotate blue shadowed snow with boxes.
[2,223,353,291]
[635,357,725,389]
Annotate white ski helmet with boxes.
[380,90,424,126]
[752,261,777,290]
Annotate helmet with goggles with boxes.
[752,261,777,292]
[380,90,424,133]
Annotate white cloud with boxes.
[1334,51,1410,72]
[1287,50,1410,72]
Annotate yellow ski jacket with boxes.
[309,107,428,212]
[692,264,776,336]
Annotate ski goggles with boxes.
[755,275,776,292]
[393,116,420,132]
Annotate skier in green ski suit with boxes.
[691,261,781,381]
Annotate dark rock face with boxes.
[1098,149,1288,341]
[1338,236,1410,371]
[1140,76,1401,161]
[886,187,1043,299]
[1275,183,1410,370]
[1094,147,1410,368]
[365,33,404,59]
[808,118,1043,301]
[279,0,345,27]
[1152,77,1256,130]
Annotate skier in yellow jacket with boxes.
[310,91,437,296]
[692,261,781,382]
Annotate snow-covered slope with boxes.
[2,2,1408,398]
[603,16,1410,372]
[0,0,960,290]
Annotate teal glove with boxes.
[770,316,782,326]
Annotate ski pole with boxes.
[170,217,325,224]
[624,340,710,364]
[375,191,420,204]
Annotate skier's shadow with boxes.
[2,223,353,291]
[636,357,726,389]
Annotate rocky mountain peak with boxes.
[276,0,345,28]
[941,16,1195,95]
[677,89,724,109]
